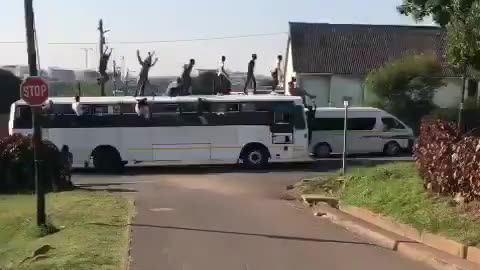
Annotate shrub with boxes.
[0,134,72,193]
[415,118,480,202]
[365,53,444,130]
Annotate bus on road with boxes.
[9,95,310,171]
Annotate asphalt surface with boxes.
[73,158,431,270]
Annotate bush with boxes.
[0,134,72,193]
[415,118,480,202]
[365,53,445,131]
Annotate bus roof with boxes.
[14,94,303,105]
[315,107,383,112]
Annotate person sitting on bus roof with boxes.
[288,78,316,106]
[72,95,84,116]
[135,98,150,119]
[165,77,182,97]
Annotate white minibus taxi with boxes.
[309,107,414,157]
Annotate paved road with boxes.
[73,161,430,270]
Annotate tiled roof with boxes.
[289,22,458,77]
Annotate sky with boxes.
[0,0,434,76]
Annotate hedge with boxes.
[0,134,72,193]
[415,118,480,202]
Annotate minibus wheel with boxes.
[383,141,401,156]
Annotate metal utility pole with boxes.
[112,60,117,96]
[342,100,349,176]
[98,19,110,96]
[80,48,93,69]
[24,0,45,226]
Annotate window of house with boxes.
[468,79,478,97]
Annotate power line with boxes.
[0,41,25,44]
[47,32,288,45]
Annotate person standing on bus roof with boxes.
[271,55,283,93]
[243,54,257,95]
[217,56,230,95]
[136,50,158,96]
[181,59,195,96]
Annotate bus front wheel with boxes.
[92,146,123,173]
[241,146,269,169]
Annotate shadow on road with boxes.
[73,158,412,176]
[128,223,383,247]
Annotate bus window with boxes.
[179,102,197,113]
[14,105,32,129]
[151,103,178,114]
[211,103,239,113]
[94,105,109,116]
[293,105,306,130]
[51,104,75,115]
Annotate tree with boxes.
[446,0,480,128]
[397,0,475,26]
[0,69,21,114]
[365,54,445,129]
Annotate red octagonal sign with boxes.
[20,76,49,106]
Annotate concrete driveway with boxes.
[73,161,430,270]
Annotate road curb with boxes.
[338,205,479,262]
[312,203,480,270]
[125,198,136,270]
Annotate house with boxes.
[284,22,478,108]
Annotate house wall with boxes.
[296,74,464,109]
[297,75,331,106]
[284,41,294,94]
[297,74,364,107]
[433,78,463,108]
[330,75,364,107]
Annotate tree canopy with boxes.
[365,53,444,128]
[397,0,476,26]
[446,0,480,72]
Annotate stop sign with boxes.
[20,76,49,106]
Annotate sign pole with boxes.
[342,100,349,176]
[24,0,45,226]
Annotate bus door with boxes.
[270,103,296,160]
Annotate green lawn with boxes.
[0,191,131,270]
[297,162,480,246]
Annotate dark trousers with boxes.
[272,78,279,92]
[182,78,191,95]
[243,74,256,94]
[135,78,148,96]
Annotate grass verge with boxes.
[297,162,480,246]
[0,191,131,270]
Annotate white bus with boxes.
[9,95,309,171]
[309,107,414,157]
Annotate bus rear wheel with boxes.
[314,143,331,158]
[92,147,123,173]
[241,146,269,169]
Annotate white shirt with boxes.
[217,61,227,77]
[72,102,83,116]
[165,80,179,96]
